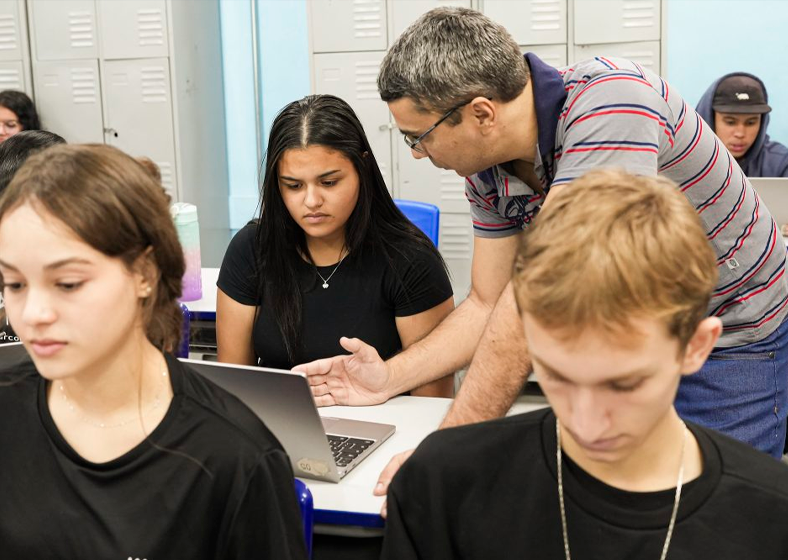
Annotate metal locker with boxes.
[313,51,392,191]
[0,61,25,91]
[0,0,25,62]
[32,59,103,142]
[28,0,98,61]
[572,40,660,70]
[439,212,474,303]
[388,0,470,44]
[395,139,468,214]
[483,0,567,46]
[523,43,567,67]
[573,0,660,46]
[96,0,169,60]
[102,58,177,197]
[310,0,387,53]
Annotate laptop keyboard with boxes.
[327,435,374,468]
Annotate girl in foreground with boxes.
[0,144,307,559]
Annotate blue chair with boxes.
[177,303,190,358]
[294,479,314,558]
[395,199,440,246]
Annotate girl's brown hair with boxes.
[0,144,185,351]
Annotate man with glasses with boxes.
[298,7,788,496]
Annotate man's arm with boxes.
[297,234,520,404]
[439,281,530,427]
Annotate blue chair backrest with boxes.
[394,199,440,246]
[294,479,314,558]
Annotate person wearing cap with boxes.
[697,73,788,177]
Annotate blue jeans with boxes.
[676,319,788,459]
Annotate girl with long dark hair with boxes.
[217,95,454,396]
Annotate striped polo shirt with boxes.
[465,54,788,347]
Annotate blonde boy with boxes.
[381,169,788,559]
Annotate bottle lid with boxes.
[170,202,198,224]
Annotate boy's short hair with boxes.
[512,169,718,349]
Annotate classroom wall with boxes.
[665,0,788,145]
[220,0,788,231]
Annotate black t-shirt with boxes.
[383,408,788,559]
[0,354,308,560]
[218,223,453,368]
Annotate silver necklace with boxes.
[315,249,347,289]
[556,419,687,560]
[57,369,168,429]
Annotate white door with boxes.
[440,212,474,303]
[572,41,660,70]
[97,0,169,60]
[28,0,98,61]
[483,0,566,45]
[310,0,387,53]
[0,0,25,62]
[523,43,567,67]
[388,0,469,42]
[0,60,25,91]
[396,139,468,213]
[573,0,660,45]
[33,59,103,142]
[102,58,177,196]
[313,51,392,190]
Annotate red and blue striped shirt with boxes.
[465,54,788,347]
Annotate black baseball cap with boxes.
[712,75,771,114]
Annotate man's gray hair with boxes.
[378,7,529,120]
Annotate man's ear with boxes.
[470,97,496,133]
[679,317,722,375]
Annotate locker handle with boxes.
[378,122,395,131]
[104,127,119,138]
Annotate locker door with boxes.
[574,0,660,45]
[483,0,566,45]
[523,44,567,68]
[0,61,25,91]
[440,212,474,303]
[313,51,392,190]
[29,0,98,60]
[102,58,177,196]
[389,0,469,43]
[310,0,387,53]
[33,60,103,142]
[572,41,660,70]
[0,0,25,61]
[97,0,168,60]
[396,139,468,213]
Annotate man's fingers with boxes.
[312,393,337,407]
[292,356,335,376]
[373,449,415,496]
[310,383,330,397]
[306,374,328,386]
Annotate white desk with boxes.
[306,396,547,529]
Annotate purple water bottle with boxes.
[171,202,203,301]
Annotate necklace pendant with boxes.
[322,282,329,289]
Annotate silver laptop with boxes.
[750,177,788,228]
[180,358,396,483]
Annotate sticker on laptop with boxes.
[297,458,330,476]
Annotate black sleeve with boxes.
[217,223,260,306]
[221,450,309,560]
[389,245,453,317]
[381,441,456,560]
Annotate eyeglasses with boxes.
[403,100,472,154]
